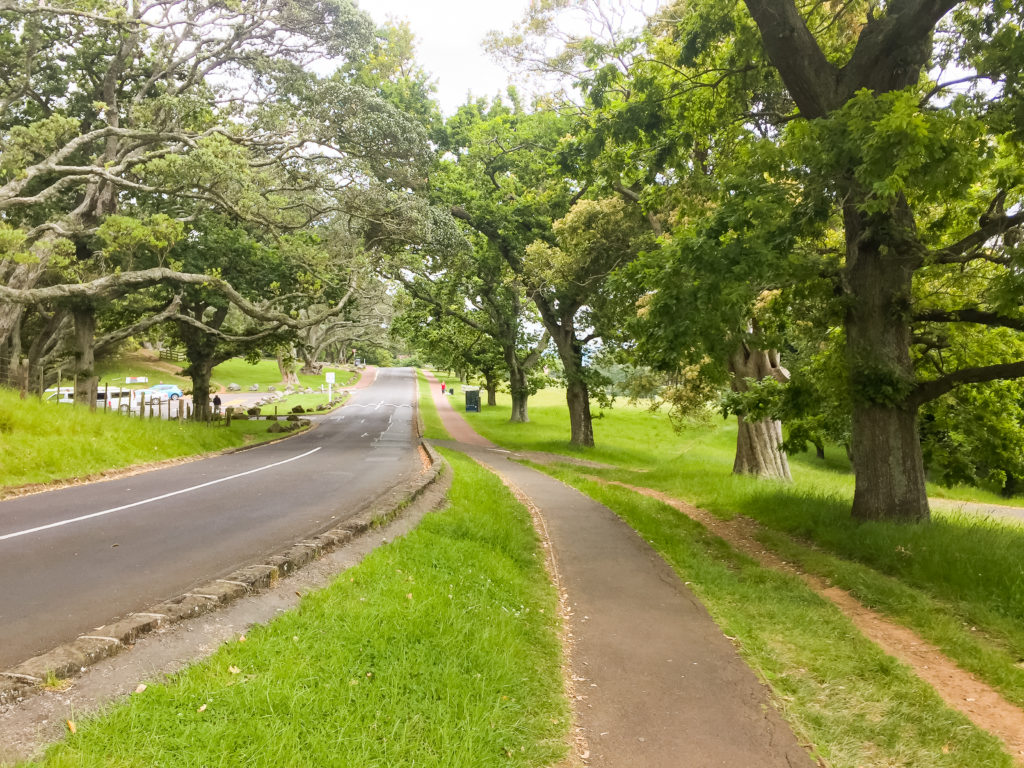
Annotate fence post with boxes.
[104,382,109,411]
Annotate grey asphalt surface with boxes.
[0,367,420,669]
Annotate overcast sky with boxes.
[360,0,533,115]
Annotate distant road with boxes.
[0,368,420,668]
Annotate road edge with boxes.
[0,439,443,706]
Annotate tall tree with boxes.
[732,0,1024,520]
[525,197,654,446]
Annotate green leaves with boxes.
[788,88,990,214]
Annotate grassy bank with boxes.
[0,389,286,492]
[417,370,451,440]
[32,449,568,768]
[535,467,1013,767]
[457,388,1024,714]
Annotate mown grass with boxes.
[0,388,286,491]
[417,370,451,440]
[31,449,568,768]
[90,354,358,396]
[93,354,190,390]
[462,388,1024,716]
[256,392,339,416]
[530,467,1013,767]
[210,359,355,392]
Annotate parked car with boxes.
[138,384,183,401]
[44,387,75,404]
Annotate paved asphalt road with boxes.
[0,367,421,669]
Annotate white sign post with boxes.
[325,371,335,401]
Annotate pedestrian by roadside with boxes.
[212,394,222,414]
[441,382,446,395]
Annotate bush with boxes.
[267,422,285,433]
[286,414,299,421]
[247,407,260,416]
[291,405,305,414]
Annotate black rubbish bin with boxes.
[464,386,481,413]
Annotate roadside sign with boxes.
[125,376,149,384]
[325,371,335,384]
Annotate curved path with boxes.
[0,367,419,669]
[422,373,815,767]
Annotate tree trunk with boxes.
[728,341,791,481]
[508,360,530,422]
[843,202,929,522]
[178,304,228,422]
[549,326,594,447]
[484,372,497,406]
[299,346,322,375]
[814,441,826,460]
[734,415,790,479]
[566,376,594,447]
[277,350,300,388]
[72,306,98,409]
[190,357,215,422]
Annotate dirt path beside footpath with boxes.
[594,480,1024,763]
[423,375,817,767]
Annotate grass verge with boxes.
[417,370,452,440]
[534,464,1013,767]
[31,448,568,768]
[0,388,289,491]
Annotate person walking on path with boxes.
[441,381,446,395]
[212,394,222,415]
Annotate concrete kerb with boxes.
[0,439,444,707]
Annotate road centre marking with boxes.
[0,447,322,543]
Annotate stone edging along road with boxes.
[0,438,443,707]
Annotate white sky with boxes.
[360,0,533,115]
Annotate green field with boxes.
[88,353,357,395]
[32,449,568,768]
[211,359,355,392]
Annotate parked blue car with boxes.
[142,383,184,400]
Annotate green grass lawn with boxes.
[90,354,359,396]
[256,392,339,416]
[92,354,190,391]
[211,359,356,392]
[32,449,569,768]
[454,387,1024,717]
[0,388,295,492]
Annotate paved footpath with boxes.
[422,373,816,768]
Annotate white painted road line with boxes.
[0,447,323,543]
